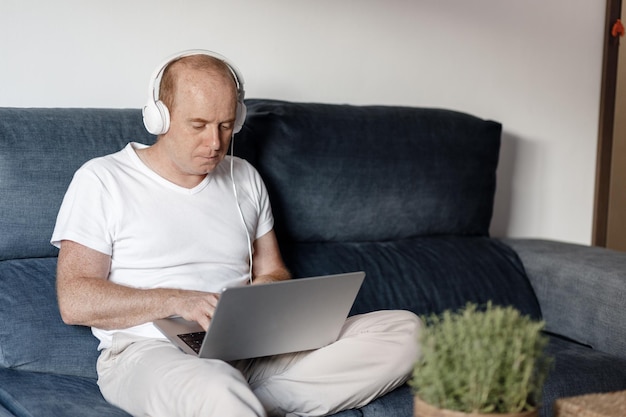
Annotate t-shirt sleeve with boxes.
[242,160,274,240]
[50,165,115,256]
[255,178,274,240]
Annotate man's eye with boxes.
[191,123,205,130]
[220,123,234,131]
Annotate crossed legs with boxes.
[97,310,421,417]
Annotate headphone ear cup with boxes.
[233,101,247,134]
[142,100,170,135]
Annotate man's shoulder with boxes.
[224,155,259,175]
[70,143,138,188]
[78,143,134,173]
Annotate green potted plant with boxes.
[411,302,551,417]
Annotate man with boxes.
[52,50,420,417]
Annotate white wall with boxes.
[0,0,607,245]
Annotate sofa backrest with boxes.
[237,99,502,244]
[1,101,501,262]
[0,108,156,261]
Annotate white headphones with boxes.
[142,49,247,136]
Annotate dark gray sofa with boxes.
[0,100,624,417]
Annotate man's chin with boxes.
[197,157,224,173]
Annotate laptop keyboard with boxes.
[177,331,206,354]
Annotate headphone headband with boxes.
[142,49,247,135]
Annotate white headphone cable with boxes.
[229,137,254,285]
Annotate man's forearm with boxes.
[252,268,292,285]
[57,276,194,330]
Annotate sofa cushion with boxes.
[282,236,542,319]
[0,258,99,379]
[0,108,155,261]
[541,335,626,417]
[0,368,129,417]
[327,408,362,417]
[504,238,626,360]
[0,366,403,417]
[0,402,15,417]
[359,385,413,417]
[237,100,502,243]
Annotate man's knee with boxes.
[350,310,422,380]
[389,310,422,367]
[346,309,422,340]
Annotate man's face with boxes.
[159,66,238,187]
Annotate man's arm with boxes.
[251,230,291,285]
[56,240,220,331]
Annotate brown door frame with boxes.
[594,0,623,246]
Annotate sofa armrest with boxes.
[501,238,626,360]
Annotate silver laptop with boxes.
[154,272,365,361]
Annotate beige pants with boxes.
[97,310,421,417]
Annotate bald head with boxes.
[159,55,238,115]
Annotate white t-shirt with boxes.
[51,142,274,349]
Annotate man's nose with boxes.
[202,125,221,150]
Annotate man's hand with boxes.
[169,290,220,331]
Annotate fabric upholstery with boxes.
[283,237,541,319]
[328,411,362,417]
[359,385,413,417]
[541,335,626,417]
[0,258,99,379]
[0,108,155,261]
[504,238,626,359]
[0,368,129,417]
[237,100,502,243]
[335,383,481,417]
[0,403,15,417]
